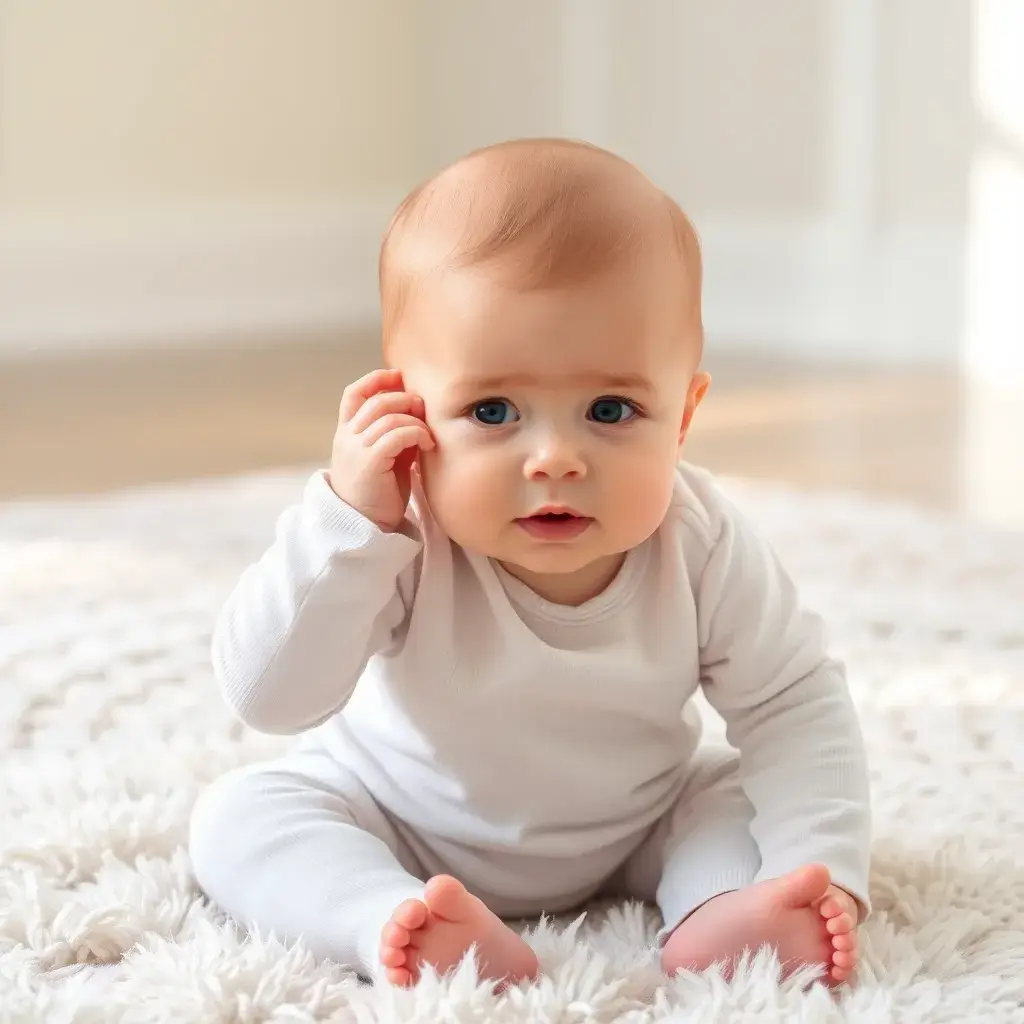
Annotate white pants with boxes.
[189,743,760,977]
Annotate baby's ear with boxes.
[679,372,711,444]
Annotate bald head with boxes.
[379,138,703,354]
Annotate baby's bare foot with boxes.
[816,884,860,983]
[662,863,836,983]
[378,875,539,988]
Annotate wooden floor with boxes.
[3,334,1022,528]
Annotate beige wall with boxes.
[0,0,972,227]
[608,0,832,216]
[416,1,568,171]
[877,0,973,226]
[0,0,426,211]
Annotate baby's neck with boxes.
[498,551,627,606]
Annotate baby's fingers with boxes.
[367,420,435,463]
[338,368,404,423]
[349,390,425,435]
[361,412,432,448]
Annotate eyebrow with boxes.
[452,372,654,394]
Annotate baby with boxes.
[189,138,871,988]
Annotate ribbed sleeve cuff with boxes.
[304,471,422,560]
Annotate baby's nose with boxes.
[523,438,587,480]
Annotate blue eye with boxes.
[588,397,637,424]
[471,399,519,426]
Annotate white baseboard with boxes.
[0,201,395,354]
[0,203,967,368]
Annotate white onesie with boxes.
[189,462,871,973]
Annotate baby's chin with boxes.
[502,557,595,581]
[496,539,629,578]
[493,545,630,605]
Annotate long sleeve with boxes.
[211,471,422,735]
[692,493,872,917]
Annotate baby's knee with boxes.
[188,767,264,892]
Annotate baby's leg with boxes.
[189,747,426,978]
[189,746,537,987]
[619,749,852,983]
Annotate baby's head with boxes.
[380,138,709,598]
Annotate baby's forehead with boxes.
[400,290,682,396]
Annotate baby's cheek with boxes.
[419,446,504,536]
[609,452,676,530]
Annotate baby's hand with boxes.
[329,368,434,532]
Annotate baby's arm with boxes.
[692,490,871,918]
[211,471,421,734]
[213,369,433,735]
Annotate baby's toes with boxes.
[826,911,854,936]
[380,907,425,983]
[818,896,844,920]
[393,898,429,931]
[830,962,854,984]
[382,921,411,949]
[380,945,407,969]
[832,949,857,971]
[829,937,859,985]
[386,966,414,987]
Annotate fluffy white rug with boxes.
[2,469,1023,1023]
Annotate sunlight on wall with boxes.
[961,0,1024,528]
[964,0,1024,378]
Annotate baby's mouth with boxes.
[516,511,594,540]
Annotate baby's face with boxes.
[393,263,706,594]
